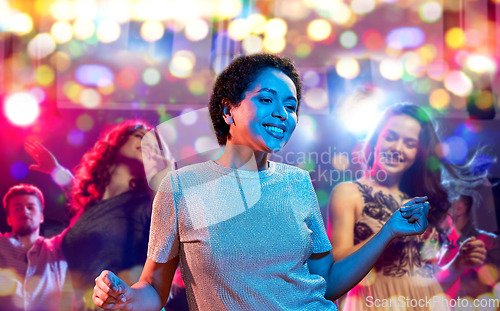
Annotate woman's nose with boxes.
[390,140,404,153]
[271,104,288,121]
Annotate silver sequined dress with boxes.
[148,160,337,310]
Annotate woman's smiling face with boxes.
[225,68,298,153]
[372,114,421,177]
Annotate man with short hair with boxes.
[0,184,67,311]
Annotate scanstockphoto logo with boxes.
[366,295,500,309]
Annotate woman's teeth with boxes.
[264,126,284,134]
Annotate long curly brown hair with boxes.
[71,120,151,212]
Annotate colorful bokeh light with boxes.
[76,65,114,87]
[10,162,29,180]
[4,93,40,126]
[339,31,357,49]
[336,58,360,79]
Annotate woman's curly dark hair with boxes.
[71,120,151,212]
[209,53,302,145]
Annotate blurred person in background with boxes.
[0,184,68,311]
[329,104,488,311]
[439,192,500,303]
[25,120,176,311]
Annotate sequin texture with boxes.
[148,160,337,310]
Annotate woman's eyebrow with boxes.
[257,88,277,95]
[257,88,297,103]
[404,137,418,142]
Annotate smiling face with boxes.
[224,68,298,153]
[372,114,421,177]
[7,195,44,236]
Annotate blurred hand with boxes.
[455,237,487,269]
[93,270,132,310]
[385,196,430,238]
[142,131,175,191]
[24,141,61,175]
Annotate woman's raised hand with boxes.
[142,131,175,191]
[93,270,132,310]
[385,196,430,239]
[24,141,62,175]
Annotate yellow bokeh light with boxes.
[242,35,263,54]
[263,36,286,53]
[187,77,206,95]
[50,51,71,72]
[80,88,101,108]
[445,27,465,49]
[351,0,376,15]
[51,21,74,44]
[304,88,328,110]
[73,18,95,40]
[429,88,450,110]
[169,50,195,78]
[0,269,19,296]
[185,18,209,42]
[329,2,352,25]
[98,82,115,95]
[476,91,494,110]
[278,0,310,21]
[49,0,76,21]
[477,264,499,286]
[264,18,287,39]
[216,0,242,19]
[418,44,437,62]
[140,20,164,42]
[466,54,497,74]
[296,42,312,58]
[403,51,426,77]
[35,65,55,86]
[248,14,266,35]
[307,19,331,41]
[228,18,251,41]
[10,13,33,35]
[64,81,83,103]
[379,58,404,81]
[96,20,121,43]
[385,45,403,57]
[336,58,360,79]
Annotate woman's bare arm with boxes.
[328,182,376,260]
[93,257,179,311]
